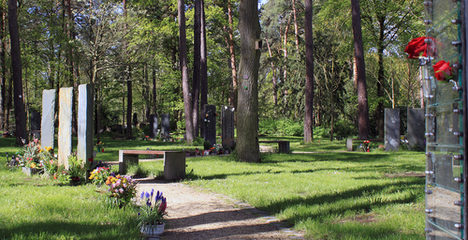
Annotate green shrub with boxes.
[259,118,303,136]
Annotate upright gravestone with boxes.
[77,84,94,165]
[41,89,56,150]
[161,114,170,139]
[149,114,159,138]
[407,108,425,150]
[222,106,235,150]
[30,111,41,139]
[133,113,138,126]
[384,108,400,151]
[204,104,216,147]
[58,87,73,168]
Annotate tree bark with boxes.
[8,0,27,145]
[123,0,132,139]
[265,38,278,106]
[226,0,237,109]
[152,66,157,114]
[304,0,314,143]
[351,0,369,139]
[192,0,201,138]
[178,0,194,143]
[237,0,260,162]
[200,0,208,138]
[0,4,5,131]
[292,0,300,51]
[376,16,385,139]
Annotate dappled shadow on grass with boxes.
[0,221,138,240]
[263,177,424,223]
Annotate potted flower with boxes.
[105,174,137,208]
[137,189,167,238]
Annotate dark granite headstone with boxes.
[385,108,400,151]
[161,114,170,139]
[41,89,56,150]
[222,106,235,150]
[133,113,138,126]
[30,111,41,139]
[149,114,159,138]
[407,108,425,150]
[203,104,216,147]
[77,84,94,165]
[58,87,73,168]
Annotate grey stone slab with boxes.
[149,114,159,138]
[346,138,353,151]
[407,108,425,150]
[77,84,94,165]
[41,89,56,150]
[163,151,186,180]
[30,111,41,139]
[58,87,73,168]
[385,108,400,151]
[221,106,235,150]
[203,104,216,147]
[161,114,170,139]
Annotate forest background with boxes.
[0,0,425,142]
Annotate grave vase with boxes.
[140,223,165,239]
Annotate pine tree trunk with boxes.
[351,0,369,139]
[192,0,201,138]
[304,0,314,143]
[237,0,260,162]
[375,16,385,139]
[178,0,194,143]
[226,0,237,109]
[8,0,27,145]
[265,38,278,106]
[200,0,208,138]
[292,0,300,51]
[0,5,5,131]
[152,67,157,114]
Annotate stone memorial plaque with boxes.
[41,89,56,150]
[346,138,353,151]
[149,114,159,138]
[384,108,400,151]
[30,111,41,139]
[161,114,170,139]
[204,104,216,147]
[58,87,73,168]
[407,108,425,150]
[222,106,235,150]
[77,84,94,165]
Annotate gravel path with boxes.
[137,180,304,240]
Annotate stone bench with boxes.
[118,150,186,180]
[259,140,290,153]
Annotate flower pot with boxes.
[140,223,165,239]
[22,167,41,176]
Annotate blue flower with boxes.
[151,189,154,197]
[145,192,150,199]
[140,191,145,199]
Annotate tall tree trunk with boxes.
[200,0,208,138]
[351,0,369,139]
[376,16,385,139]
[265,38,278,106]
[237,0,260,162]
[178,0,194,143]
[292,0,300,51]
[152,66,157,114]
[123,0,132,139]
[304,0,314,143]
[226,0,237,108]
[8,0,27,145]
[192,0,201,138]
[0,4,5,131]
[5,72,11,131]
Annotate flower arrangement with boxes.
[40,146,58,178]
[96,140,104,152]
[19,139,43,170]
[105,174,137,208]
[360,140,370,152]
[137,189,167,227]
[56,154,87,185]
[89,167,111,185]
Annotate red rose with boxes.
[433,60,452,81]
[405,37,429,59]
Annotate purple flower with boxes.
[151,189,154,197]
[140,191,145,199]
[145,192,150,199]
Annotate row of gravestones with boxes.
[147,105,235,150]
[145,104,235,150]
[41,85,94,168]
[385,108,425,151]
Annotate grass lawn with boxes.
[0,136,425,239]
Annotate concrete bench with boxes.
[258,140,290,153]
[118,150,186,180]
